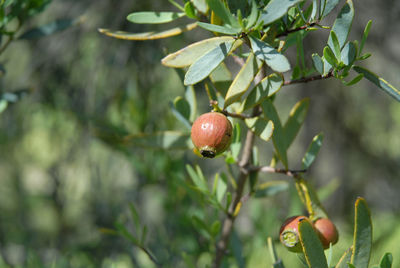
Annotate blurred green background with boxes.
[0,0,399,267]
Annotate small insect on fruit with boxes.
[279,215,308,252]
[191,112,233,158]
[314,218,339,249]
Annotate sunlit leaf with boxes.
[184,40,234,85]
[351,197,372,268]
[184,2,197,19]
[245,117,274,142]
[343,73,363,86]
[206,0,240,28]
[162,36,236,68]
[98,22,197,40]
[353,66,400,102]
[299,219,328,268]
[323,46,337,66]
[260,0,302,25]
[186,164,209,193]
[341,41,357,66]
[243,73,284,111]
[249,36,291,73]
[329,31,341,60]
[302,133,323,169]
[192,0,208,14]
[379,253,393,268]
[126,11,185,24]
[246,0,259,29]
[224,53,263,108]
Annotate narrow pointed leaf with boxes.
[353,66,400,102]
[312,53,324,75]
[162,36,235,68]
[245,117,274,142]
[186,165,209,193]
[343,73,363,86]
[261,100,288,168]
[98,22,197,40]
[246,0,259,29]
[302,133,323,169]
[250,36,291,73]
[329,31,341,59]
[359,20,372,56]
[260,0,302,25]
[184,41,234,85]
[184,2,197,19]
[299,219,328,268]
[243,73,283,111]
[197,22,241,35]
[126,12,185,24]
[224,53,263,108]
[351,197,372,268]
[283,98,309,149]
[327,0,354,49]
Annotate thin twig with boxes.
[250,165,307,176]
[276,22,317,38]
[284,72,333,86]
[221,110,262,120]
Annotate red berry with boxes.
[191,112,232,158]
[279,215,308,252]
[314,218,339,249]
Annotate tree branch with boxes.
[249,165,307,176]
[284,72,333,86]
[276,22,317,38]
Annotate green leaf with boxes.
[185,86,197,122]
[343,73,363,86]
[329,31,341,60]
[231,123,241,160]
[341,42,357,66]
[126,11,185,24]
[184,2,197,19]
[302,133,324,169]
[359,20,372,56]
[327,0,354,49]
[140,225,148,244]
[211,220,221,237]
[216,176,227,203]
[231,231,245,268]
[311,0,319,21]
[267,237,286,268]
[312,53,324,75]
[261,100,288,168]
[170,97,192,130]
[243,73,283,111]
[209,62,232,96]
[125,131,191,149]
[245,117,274,142]
[115,222,139,246]
[197,21,241,35]
[191,0,208,14]
[98,22,197,40]
[162,36,236,68]
[379,253,393,268]
[260,0,302,25]
[283,98,309,149]
[184,41,234,85]
[224,53,263,108]
[206,0,240,28]
[254,181,288,198]
[351,197,372,268]
[323,46,337,66]
[129,203,141,233]
[0,99,8,114]
[322,56,332,76]
[335,247,353,268]
[249,36,291,73]
[353,66,400,102]
[186,164,209,193]
[298,219,328,268]
[18,18,76,39]
[320,0,340,18]
[246,0,259,29]
[191,215,212,238]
